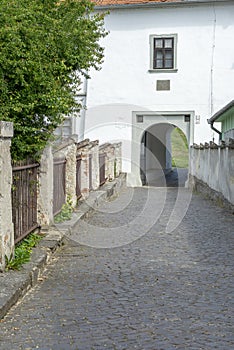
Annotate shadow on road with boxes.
[146,167,188,187]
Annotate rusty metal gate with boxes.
[99,153,106,186]
[12,162,39,244]
[53,158,66,215]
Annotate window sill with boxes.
[148,69,178,73]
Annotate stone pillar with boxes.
[76,139,90,200]
[113,142,122,177]
[90,141,100,190]
[64,143,77,207]
[80,146,90,199]
[0,121,14,271]
[37,146,54,229]
[106,145,115,181]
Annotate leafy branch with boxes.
[0,0,107,161]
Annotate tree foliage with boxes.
[0,0,106,160]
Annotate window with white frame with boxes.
[150,34,178,72]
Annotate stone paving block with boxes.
[0,187,233,350]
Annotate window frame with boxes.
[149,34,178,73]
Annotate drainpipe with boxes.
[207,119,222,141]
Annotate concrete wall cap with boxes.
[76,139,90,150]
[0,121,13,138]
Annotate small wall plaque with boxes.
[156,80,170,91]
[137,115,143,123]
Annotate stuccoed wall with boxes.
[189,143,234,206]
[85,2,234,174]
[0,122,14,271]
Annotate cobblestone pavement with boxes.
[0,187,233,350]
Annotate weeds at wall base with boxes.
[5,233,43,271]
[54,199,73,224]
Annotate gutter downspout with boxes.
[207,119,222,141]
[77,76,88,141]
[78,77,88,141]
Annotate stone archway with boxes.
[127,111,194,187]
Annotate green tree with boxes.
[0,0,106,160]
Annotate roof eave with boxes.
[208,100,234,124]
[95,0,232,11]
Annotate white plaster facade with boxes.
[83,0,234,185]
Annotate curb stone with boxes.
[0,174,126,320]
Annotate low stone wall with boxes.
[189,140,234,210]
[0,129,122,271]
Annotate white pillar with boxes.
[37,146,54,229]
[0,122,14,271]
[90,141,100,190]
[65,143,77,207]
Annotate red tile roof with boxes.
[94,0,182,6]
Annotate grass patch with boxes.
[54,199,73,223]
[171,127,189,168]
[5,233,43,271]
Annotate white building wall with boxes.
[84,3,234,173]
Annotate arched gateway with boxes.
[127,111,194,187]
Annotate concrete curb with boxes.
[0,174,126,319]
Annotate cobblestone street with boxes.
[0,187,233,350]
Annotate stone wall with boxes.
[31,138,123,228]
[189,140,234,209]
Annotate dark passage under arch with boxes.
[140,123,188,187]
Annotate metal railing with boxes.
[99,153,106,186]
[12,162,39,244]
[53,158,66,215]
[76,155,82,199]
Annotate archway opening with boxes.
[140,123,189,187]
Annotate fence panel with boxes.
[12,163,39,244]
[53,158,66,215]
[99,153,106,186]
[76,155,82,199]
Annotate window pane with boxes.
[156,51,163,59]
[165,51,173,59]
[164,39,173,48]
[156,60,163,68]
[165,59,173,68]
[155,39,163,48]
